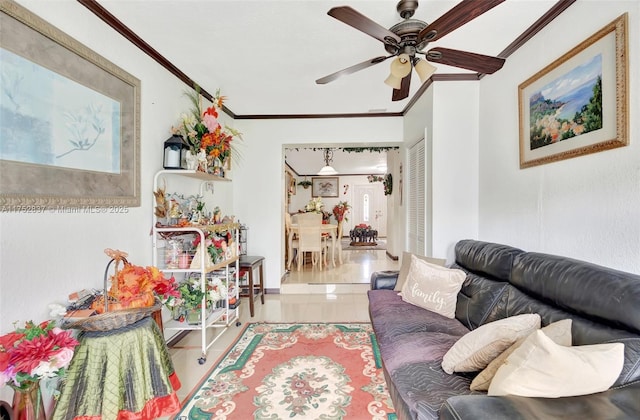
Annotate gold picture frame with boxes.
[518,14,628,169]
[0,0,141,208]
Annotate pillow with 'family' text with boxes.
[394,252,447,291]
[399,254,466,319]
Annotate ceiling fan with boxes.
[315,0,507,101]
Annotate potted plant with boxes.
[177,278,206,324]
[297,179,312,189]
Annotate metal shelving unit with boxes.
[152,170,240,364]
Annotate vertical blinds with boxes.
[407,140,425,255]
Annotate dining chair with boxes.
[296,213,327,270]
[285,213,298,266]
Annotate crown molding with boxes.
[78,0,575,120]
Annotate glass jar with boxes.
[166,239,183,269]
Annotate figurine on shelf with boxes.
[213,206,222,224]
[185,151,197,170]
[169,199,181,225]
[197,149,207,172]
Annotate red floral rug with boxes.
[175,323,396,419]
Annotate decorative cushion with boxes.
[395,252,447,292]
[441,313,541,374]
[488,330,625,398]
[399,255,466,319]
[470,319,572,391]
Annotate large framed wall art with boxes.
[0,0,141,208]
[518,13,628,169]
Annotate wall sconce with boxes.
[163,134,186,169]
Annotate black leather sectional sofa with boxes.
[369,240,640,419]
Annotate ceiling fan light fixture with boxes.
[384,73,402,90]
[389,53,412,78]
[414,58,437,82]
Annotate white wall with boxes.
[478,1,640,273]
[0,1,225,333]
[431,82,480,260]
[231,117,403,290]
[403,83,480,262]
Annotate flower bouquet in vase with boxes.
[0,320,79,419]
[171,88,242,175]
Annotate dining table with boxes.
[287,222,340,270]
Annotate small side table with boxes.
[239,255,265,317]
[53,316,181,419]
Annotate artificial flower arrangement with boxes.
[90,249,180,313]
[171,87,242,174]
[368,174,393,195]
[305,197,324,213]
[170,275,231,324]
[192,230,234,266]
[0,320,79,391]
[332,201,351,222]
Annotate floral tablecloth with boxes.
[52,317,180,420]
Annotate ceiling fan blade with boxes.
[418,0,505,43]
[426,47,505,74]
[392,73,411,101]
[316,56,390,85]
[328,6,401,44]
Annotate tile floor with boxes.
[167,248,399,408]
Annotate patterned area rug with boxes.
[175,323,396,419]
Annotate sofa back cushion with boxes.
[494,272,640,387]
[511,252,640,335]
[454,240,525,281]
[453,240,525,330]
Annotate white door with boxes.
[353,184,387,237]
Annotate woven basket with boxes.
[63,301,162,331]
[63,256,161,332]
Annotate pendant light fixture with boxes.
[317,148,338,176]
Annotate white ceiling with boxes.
[95,0,561,116]
[75,0,568,175]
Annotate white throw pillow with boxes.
[399,255,466,318]
[488,330,624,398]
[394,252,447,292]
[441,313,541,374]
[470,319,572,391]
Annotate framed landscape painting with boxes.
[312,177,339,198]
[518,14,628,169]
[0,0,140,208]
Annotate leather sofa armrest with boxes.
[370,270,400,290]
[439,383,640,420]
